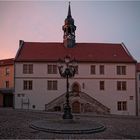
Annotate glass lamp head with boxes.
[57,59,63,68]
[72,58,78,67]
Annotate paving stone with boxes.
[0,108,140,139]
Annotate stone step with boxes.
[45,91,110,114]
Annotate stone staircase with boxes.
[45,93,65,111]
[80,91,110,114]
[45,91,110,115]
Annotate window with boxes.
[117,101,127,111]
[17,94,21,97]
[91,65,96,74]
[23,64,33,74]
[117,81,126,91]
[5,81,9,88]
[100,65,104,75]
[117,66,126,75]
[82,83,85,89]
[17,94,25,97]
[100,81,105,90]
[129,96,133,100]
[5,67,10,76]
[23,80,32,90]
[47,80,57,90]
[72,83,80,92]
[47,65,57,74]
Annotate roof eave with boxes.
[15,59,137,64]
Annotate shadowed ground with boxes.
[0,108,140,139]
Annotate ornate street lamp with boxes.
[58,56,77,119]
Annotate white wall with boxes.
[14,62,136,115]
[15,62,136,78]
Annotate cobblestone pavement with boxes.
[0,108,140,139]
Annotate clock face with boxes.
[67,34,71,39]
[67,34,75,40]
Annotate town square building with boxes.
[14,3,137,115]
[0,58,14,107]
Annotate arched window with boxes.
[72,83,80,92]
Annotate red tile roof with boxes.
[15,42,136,63]
[137,63,140,72]
[0,58,14,66]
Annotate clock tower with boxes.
[63,2,76,48]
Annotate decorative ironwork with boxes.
[58,55,77,119]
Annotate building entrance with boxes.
[3,94,13,107]
[72,101,80,113]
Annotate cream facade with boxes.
[14,62,136,115]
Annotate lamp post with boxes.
[58,56,77,120]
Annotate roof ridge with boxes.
[16,41,122,45]
[76,42,121,45]
[24,41,63,44]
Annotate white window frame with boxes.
[47,64,57,74]
[23,64,33,74]
[47,80,58,90]
[23,80,33,90]
[117,66,126,75]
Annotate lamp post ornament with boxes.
[58,55,77,119]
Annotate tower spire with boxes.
[68,2,71,18]
[62,2,76,48]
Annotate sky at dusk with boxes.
[0,1,140,61]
